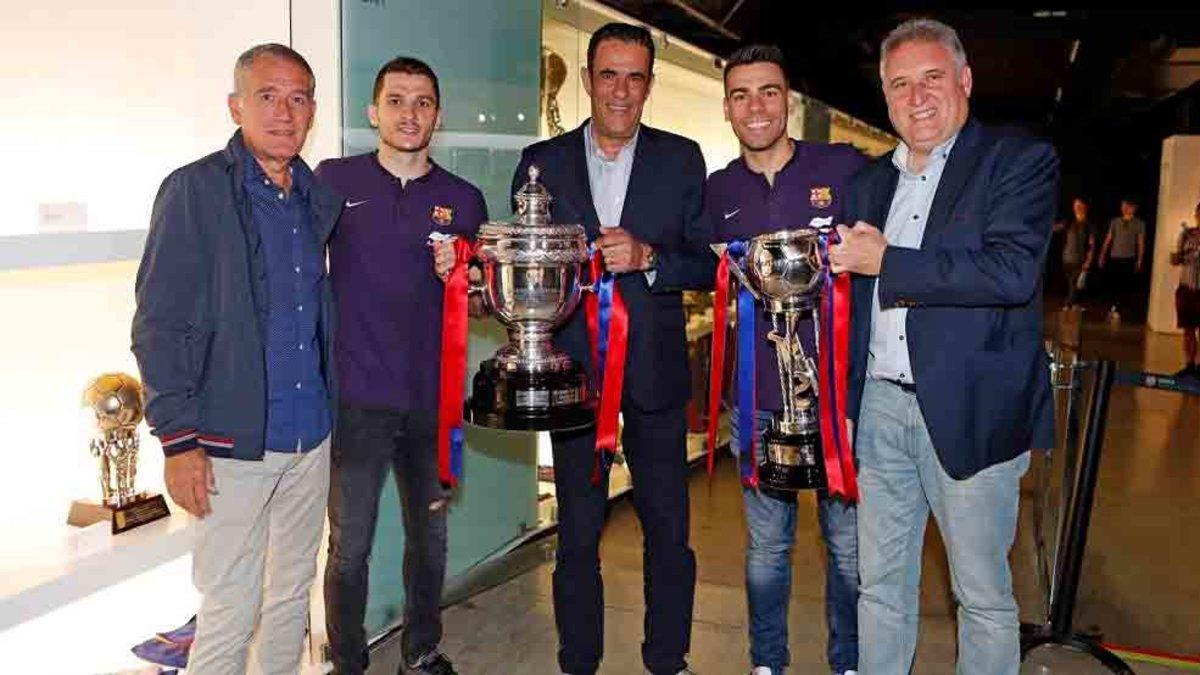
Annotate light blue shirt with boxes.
[867,134,957,384]
[583,121,656,285]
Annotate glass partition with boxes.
[340,0,543,637]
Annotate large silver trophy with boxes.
[68,372,170,533]
[741,229,829,491]
[466,166,595,430]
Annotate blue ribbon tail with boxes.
[596,271,615,387]
[450,426,464,481]
[737,284,757,484]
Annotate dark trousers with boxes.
[1105,257,1138,314]
[552,403,696,675]
[325,405,449,674]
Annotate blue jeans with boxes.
[730,408,859,674]
[855,379,1030,675]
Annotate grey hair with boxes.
[232,43,315,96]
[879,18,968,78]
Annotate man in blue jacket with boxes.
[131,44,342,674]
[829,18,1057,675]
[510,22,714,675]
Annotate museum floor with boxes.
[369,305,1200,674]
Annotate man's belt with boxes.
[879,377,917,394]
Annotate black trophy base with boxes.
[466,359,595,432]
[758,426,827,492]
[67,492,171,534]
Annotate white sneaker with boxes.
[839,671,858,675]
[752,667,774,675]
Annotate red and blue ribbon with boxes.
[816,231,858,501]
[585,249,628,484]
[705,241,759,488]
[735,269,759,488]
[437,237,477,488]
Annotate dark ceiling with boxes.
[601,4,1200,134]
[602,2,1200,211]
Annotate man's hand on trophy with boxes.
[467,267,488,317]
[829,222,886,276]
[433,239,457,281]
[165,448,215,518]
[596,227,653,273]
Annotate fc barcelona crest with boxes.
[810,186,833,209]
[432,205,454,226]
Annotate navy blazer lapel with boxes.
[922,119,984,247]
[618,127,653,241]
[567,124,602,239]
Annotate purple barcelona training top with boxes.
[315,153,488,412]
[705,140,868,412]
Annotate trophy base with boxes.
[758,426,827,492]
[466,358,595,431]
[68,492,171,534]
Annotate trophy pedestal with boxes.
[68,492,170,534]
[467,358,594,431]
[759,424,827,492]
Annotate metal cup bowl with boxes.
[475,221,589,328]
[745,228,825,311]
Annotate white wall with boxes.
[1148,135,1200,334]
[0,0,339,239]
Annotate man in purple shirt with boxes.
[705,45,867,675]
[314,57,486,675]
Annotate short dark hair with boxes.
[586,22,655,74]
[723,43,788,89]
[1121,197,1138,208]
[372,56,440,107]
[234,43,315,96]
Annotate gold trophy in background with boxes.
[542,49,567,137]
[67,372,170,533]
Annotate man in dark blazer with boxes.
[829,18,1057,675]
[509,22,713,675]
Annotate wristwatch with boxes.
[643,244,657,271]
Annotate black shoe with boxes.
[405,652,457,675]
[1174,365,1197,378]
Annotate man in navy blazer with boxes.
[510,22,713,675]
[829,18,1057,675]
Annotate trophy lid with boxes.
[514,165,552,227]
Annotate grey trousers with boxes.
[188,437,330,675]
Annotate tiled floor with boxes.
[370,308,1199,674]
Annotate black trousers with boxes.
[324,405,449,674]
[551,403,696,675]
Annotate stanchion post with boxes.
[1021,360,1134,673]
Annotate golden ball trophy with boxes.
[67,373,170,533]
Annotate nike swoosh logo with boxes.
[723,208,740,220]
[346,200,368,208]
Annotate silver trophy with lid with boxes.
[467,166,595,430]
